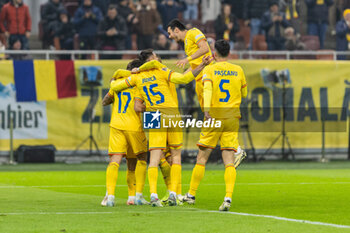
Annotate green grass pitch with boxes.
[0,161,350,233]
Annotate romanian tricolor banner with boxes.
[0,59,350,152]
[13,60,77,102]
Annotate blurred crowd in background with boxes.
[1,0,350,60]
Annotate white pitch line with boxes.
[1,209,350,229]
[0,182,350,188]
[1,210,198,215]
[206,211,350,229]
[1,211,115,215]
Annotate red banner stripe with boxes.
[55,60,77,99]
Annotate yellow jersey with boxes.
[184,27,212,78]
[126,68,179,115]
[111,61,196,115]
[133,86,144,103]
[202,61,247,118]
[136,80,179,106]
[134,61,179,106]
[108,73,143,132]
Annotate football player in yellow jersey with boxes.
[183,40,248,211]
[134,85,176,204]
[101,59,150,207]
[134,51,184,204]
[167,19,212,109]
[101,77,150,206]
[135,94,181,205]
[110,52,212,207]
[168,19,246,168]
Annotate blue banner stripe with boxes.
[13,60,36,102]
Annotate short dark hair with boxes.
[269,1,279,7]
[108,4,117,11]
[138,49,154,62]
[215,39,230,57]
[167,19,186,31]
[127,59,143,70]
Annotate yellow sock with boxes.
[159,158,171,190]
[148,167,158,194]
[126,170,136,197]
[189,164,205,196]
[106,162,120,195]
[224,163,237,199]
[135,160,147,193]
[177,168,182,195]
[170,164,181,193]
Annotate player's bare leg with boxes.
[126,158,137,205]
[159,152,172,205]
[219,150,237,211]
[166,154,172,165]
[148,150,163,207]
[168,148,182,206]
[135,152,149,205]
[161,152,172,190]
[183,147,212,204]
[104,154,123,207]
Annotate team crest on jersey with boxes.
[195,34,204,40]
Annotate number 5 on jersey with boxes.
[219,79,231,102]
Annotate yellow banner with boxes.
[34,60,58,101]
[0,60,349,152]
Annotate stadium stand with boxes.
[0,0,349,60]
[301,35,321,50]
[62,0,80,17]
[252,35,268,59]
[235,19,250,49]
[316,50,335,60]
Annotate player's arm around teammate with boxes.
[102,60,151,207]
[110,55,213,93]
[110,53,212,207]
[132,55,213,85]
[176,37,209,69]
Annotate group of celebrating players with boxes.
[100,19,248,211]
